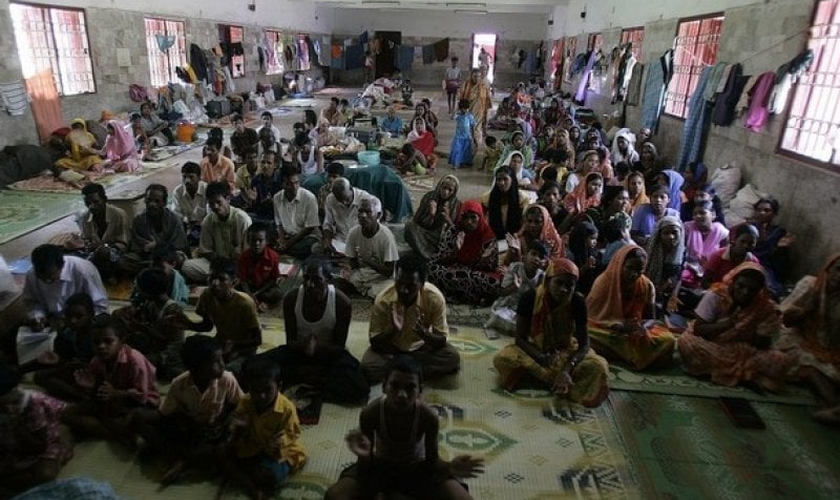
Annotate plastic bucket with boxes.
[176,122,196,143]
[357,150,380,167]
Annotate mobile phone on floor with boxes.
[719,397,766,429]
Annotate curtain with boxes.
[24,69,63,144]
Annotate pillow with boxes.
[725,183,767,228]
[709,163,742,207]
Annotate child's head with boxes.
[65,293,95,335]
[181,161,201,191]
[209,258,238,299]
[248,222,270,254]
[692,200,715,228]
[205,181,232,219]
[484,135,498,149]
[0,364,23,414]
[92,314,127,361]
[137,268,170,300]
[242,360,281,412]
[152,242,179,273]
[384,355,422,412]
[614,161,630,180]
[181,335,224,382]
[524,239,550,273]
[539,181,563,208]
[261,111,273,127]
[731,223,759,259]
[458,98,470,111]
[649,186,670,214]
[31,244,65,284]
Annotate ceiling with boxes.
[303,0,564,15]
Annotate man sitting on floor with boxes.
[320,177,380,257]
[339,197,398,299]
[170,162,207,248]
[123,184,188,275]
[229,114,259,165]
[233,150,282,226]
[79,183,129,283]
[273,165,319,260]
[361,254,460,383]
[182,182,252,284]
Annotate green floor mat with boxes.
[0,190,84,244]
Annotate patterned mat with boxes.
[610,391,840,500]
[0,190,85,245]
[58,322,640,499]
[5,161,177,194]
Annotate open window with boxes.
[664,13,725,119]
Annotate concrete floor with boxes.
[0,86,500,262]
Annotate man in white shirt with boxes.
[22,244,109,329]
[170,161,207,247]
[320,177,380,256]
[182,182,252,283]
[340,197,399,299]
[257,111,282,145]
[273,165,320,259]
[0,254,26,356]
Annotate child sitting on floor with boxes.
[325,355,484,500]
[63,314,159,440]
[129,243,189,306]
[33,293,97,401]
[237,222,282,312]
[115,268,186,381]
[218,360,306,500]
[130,335,243,489]
[482,135,502,172]
[394,143,428,176]
[0,364,73,498]
[176,257,262,375]
[485,240,549,335]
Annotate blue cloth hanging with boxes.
[345,44,365,70]
[677,66,714,169]
[395,45,414,71]
[155,34,176,52]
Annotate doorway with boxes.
[374,31,401,78]
[471,33,497,84]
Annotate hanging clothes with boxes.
[574,50,598,103]
[434,38,450,62]
[703,62,728,103]
[190,44,208,82]
[677,66,714,169]
[344,44,365,70]
[331,43,344,70]
[626,63,644,106]
[640,50,673,132]
[422,44,435,64]
[359,31,369,45]
[0,80,28,116]
[711,63,745,126]
[395,45,414,71]
[743,72,776,132]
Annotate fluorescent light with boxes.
[361,0,400,4]
[446,2,486,6]
[454,9,487,14]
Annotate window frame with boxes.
[664,12,725,120]
[620,26,645,61]
[587,33,603,52]
[9,1,96,96]
[263,29,284,75]
[144,16,187,88]
[777,0,840,171]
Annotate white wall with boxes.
[550,0,771,37]
[27,0,335,32]
[332,9,547,39]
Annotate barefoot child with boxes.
[218,360,306,500]
[448,99,477,170]
[485,240,549,335]
[237,222,282,311]
[325,355,484,500]
[63,314,159,439]
[0,364,73,498]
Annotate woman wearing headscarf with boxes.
[404,175,461,259]
[100,120,141,173]
[480,166,530,240]
[407,117,438,171]
[586,246,676,370]
[500,151,536,191]
[625,171,649,215]
[560,172,603,233]
[778,254,840,424]
[427,199,504,305]
[55,118,103,172]
[678,263,792,391]
[505,204,564,264]
[610,128,639,165]
[656,169,685,212]
[645,216,685,313]
[495,130,533,171]
[493,258,610,406]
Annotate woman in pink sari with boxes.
[101,120,141,172]
[682,200,729,288]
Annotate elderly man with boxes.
[320,177,380,256]
[339,197,399,299]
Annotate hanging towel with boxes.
[711,63,745,126]
[677,66,714,169]
[422,44,435,64]
[626,63,644,106]
[703,62,728,103]
[345,44,365,70]
[743,71,776,132]
[434,38,449,62]
[331,44,344,69]
[190,44,208,82]
[155,34,176,52]
[641,60,666,131]
[359,31,369,45]
[0,80,28,116]
[395,45,414,71]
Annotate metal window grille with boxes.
[144,17,187,87]
[9,2,95,96]
[264,30,284,75]
[780,0,840,167]
[664,15,724,119]
[620,27,645,61]
[587,33,603,52]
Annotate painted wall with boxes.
[332,9,548,39]
[550,0,840,277]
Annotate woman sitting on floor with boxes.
[54,118,103,173]
[677,263,792,392]
[586,246,676,371]
[538,181,568,233]
[405,175,461,259]
[505,204,564,264]
[625,171,649,215]
[493,258,609,407]
[655,169,685,212]
[566,221,600,296]
[633,142,664,192]
[407,117,438,172]
[702,223,760,288]
[748,196,795,299]
[561,172,603,233]
[778,254,840,424]
[682,200,729,290]
[644,216,685,315]
[99,120,141,173]
[494,130,534,172]
[481,166,530,241]
[428,200,503,306]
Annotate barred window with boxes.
[144,17,187,87]
[9,2,95,95]
[264,30,284,75]
[780,0,840,167]
[664,14,724,119]
[620,27,645,61]
[220,24,246,78]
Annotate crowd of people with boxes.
[0,69,837,500]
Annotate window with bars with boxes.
[587,33,603,52]
[664,14,724,119]
[620,27,645,61]
[220,24,245,78]
[780,0,840,168]
[264,30,284,75]
[9,2,95,96]
[144,17,186,88]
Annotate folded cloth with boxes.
[0,80,28,116]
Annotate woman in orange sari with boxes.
[625,171,649,215]
[493,258,609,407]
[678,262,792,391]
[586,246,676,370]
[505,204,564,264]
[55,118,103,172]
[778,254,840,424]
